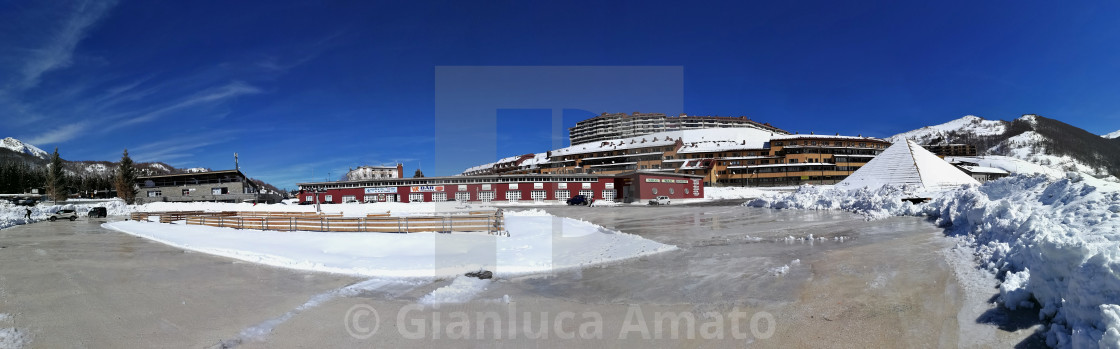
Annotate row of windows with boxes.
[303,178,601,191]
[147,187,231,197]
[307,189,621,202]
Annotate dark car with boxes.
[566,195,589,206]
[88,207,108,218]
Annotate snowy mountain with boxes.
[887,115,1008,145]
[1,137,49,159]
[890,115,1120,178]
[1103,130,1120,139]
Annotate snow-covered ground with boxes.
[1103,130,1120,139]
[747,173,1120,347]
[703,186,776,200]
[0,199,129,230]
[103,207,675,279]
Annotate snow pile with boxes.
[748,173,1120,347]
[102,212,676,278]
[0,199,129,230]
[704,186,773,200]
[418,276,492,305]
[0,313,28,349]
[747,184,926,220]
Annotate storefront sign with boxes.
[581,182,591,189]
[410,186,444,192]
[558,183,567,189]
[533,182,543,189]
[364,187,397,194]
[604,182,614,189]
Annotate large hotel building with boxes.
[568,112,789,145]
[466,123,890,187]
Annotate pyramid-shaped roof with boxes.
[837,140,979,191]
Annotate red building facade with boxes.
[297,172,703,204]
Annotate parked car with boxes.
[648,196,671,205]
[88,207,107,218]
[48,209,78,221]
[566,195,589,206]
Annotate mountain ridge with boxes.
[889,115,1120,178]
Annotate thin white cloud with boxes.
[127,131,238,163]
[18,0,118,89]
[117,81,262,127]
[25,122,88,145]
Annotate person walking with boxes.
[25,207,31,220]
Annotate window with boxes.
[409,193,424,202]
[363,195,378,203]
[601,189,616,201]
[505,191,521,201]
[432,192,447,202]
[455,192,470,202]
[342,195,357,203]
[306,195,314,202]
[182,189,190,196]
[554,190,570,201]
[325,195,333,202]
[478,191,495,202]
[147,190,162,197]
[578,190,594,199]
[669,188,675,195]
[212,187,229,195]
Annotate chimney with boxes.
[396,163,403,178]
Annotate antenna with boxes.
[235,153,239,171]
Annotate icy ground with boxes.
[748,173,1120,348]
[103,208,675,279]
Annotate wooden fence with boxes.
[184,212,505,234]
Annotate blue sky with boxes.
[2,1,1119,189]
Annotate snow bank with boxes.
[704,186,774,200]
[103,213,675,279]
[747,173,1120,347]
[0,199,129,230]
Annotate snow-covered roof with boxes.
[554,127,780,157]
[837,140,979,192]
[958,165,1009,175]
[770,134,885,141]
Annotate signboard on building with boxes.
[410,186,444,192]
[533,182,543,189]
[581,182,591,189]
[604,182,614,189]
[558,183,567,189]
[365,187,397,194]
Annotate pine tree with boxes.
[46,147,66,201]
[114,149,138,204]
